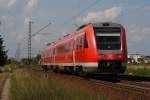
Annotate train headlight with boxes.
[99,54,105,58]
[118,54,122,58]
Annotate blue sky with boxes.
[0,0,150,59]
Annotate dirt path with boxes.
[1,74,11,100]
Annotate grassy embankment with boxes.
[125,64,150,77]
[0,64,15,98]
[10,68,106,100]
[0,72,9,96]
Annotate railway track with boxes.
[91,79,150,95]
[91,74,150,96]
[30,66,150,99]
[31,66,150,91]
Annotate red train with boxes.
[41,22,127,76]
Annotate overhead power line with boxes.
[70,0,101,20]
[59,0,102,27]
[119,1,150,20]
[32,22,51,37]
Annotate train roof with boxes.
[43,22,122,50]
[93,22,121,28]
[76,22,122,31]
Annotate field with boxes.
[125,65,150,77]
[10,68,106,100]
[1,64,150,100]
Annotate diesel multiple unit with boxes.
[41,22,127,76]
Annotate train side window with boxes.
[49,49,51,56]
[58,45,64,54]
[50,49,52,56]
[64,43,70,52]
[42,52,44,57]
[53,49,55,55]
[79,37,82,49]
[76,38,79,50]
[76,37,82,50]
[84,33,88,48]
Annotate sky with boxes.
[0,0,150,59]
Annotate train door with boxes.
[53,48,55,65]
[72,39,76,67]
[75,35,84,66]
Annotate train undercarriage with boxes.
[41,60,126,78]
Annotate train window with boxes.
[79,37,82,49]
[50,50,52,56]
[56,43,70,54]
[51,49,54,55]
[94,27,121,50]
[84,34,88,48]
[43,52,45,57]
[49,50,51,56]
[53,49,54,55]
[64,43,70,52]
[42,52,44,57]
[57,45,64,54]
[76,39,78,50]
[76,37,82,50]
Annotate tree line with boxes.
[0,35,7,66]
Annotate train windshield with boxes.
[94,27,121,51]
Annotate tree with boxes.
[0,35,7,66]
[20,54,41,65]
[20,58,29,65]
[31,54,41,65]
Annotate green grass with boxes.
[125,67,150,77]
[135,68,150,77]
[10,69,106,100]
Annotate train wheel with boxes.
[70,66,75,75]
[42,65,49,72]
[53,66,59,73]
[77,67,88,78]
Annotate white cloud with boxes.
[0,0,18,9]
[8,0,18,8]
[78,6,122,23]
[9,32,17,37]
[33,35,43,43]
[127,25,150,43]
[0,0,9,9]
[24,17,32,26]
[24,0,38,13]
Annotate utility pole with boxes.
[28,20,33,64]
[27,21,51,65]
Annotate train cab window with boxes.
[94,27,121,51]
[84,34,88,48]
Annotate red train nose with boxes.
[99,53,122,60]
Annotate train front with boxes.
[93,22,127,74]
